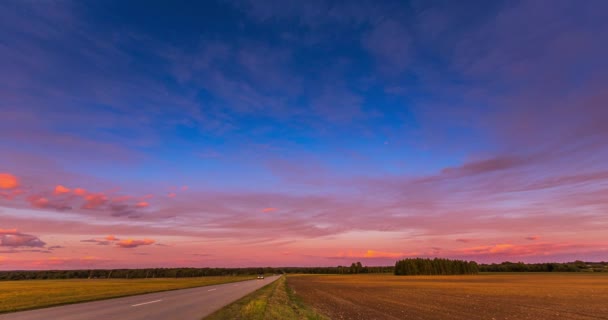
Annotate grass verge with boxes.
[0,276,253,314]
[205,276,328,320]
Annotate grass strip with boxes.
[205,276,328,320]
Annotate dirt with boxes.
[287,273,608,320]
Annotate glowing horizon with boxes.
[1,0,607,270]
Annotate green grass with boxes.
[0,276,253,314]
[205,276,328,320]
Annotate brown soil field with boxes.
[287,273,608,320]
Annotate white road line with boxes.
[208,288,217,292]
[131,299,162,307]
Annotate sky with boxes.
[1,0,607,270]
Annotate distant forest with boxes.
[395,258,479,275]
[1,260,606,280]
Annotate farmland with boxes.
[0,276,253,313]
[288,273,608,320]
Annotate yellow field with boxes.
[0,276,253,313]
[288,273,608,319]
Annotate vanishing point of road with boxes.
[0,275,281,320]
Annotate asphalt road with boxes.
[0,275,281,320]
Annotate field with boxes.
[205,276,327,320]
[0,276,253,314]
[287,273,608,320]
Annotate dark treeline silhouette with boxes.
[0,263,394,281]
[395,258,478,275]
[2,260,606,280]
[479,260,608,272]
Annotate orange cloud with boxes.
[116,238,155,248]
[460,243,517,255]
[363,250,404,259]
[333,250,415,259]
[82,193,108,209]
[54,185,71,195]
[135,201,149,208]
[0,173,19,189]
[262,207,277,213]
[105,235,119,241]
[73,188,87,196]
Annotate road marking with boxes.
[208,288,217,292]
[131,299,162,307]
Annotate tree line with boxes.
[2,260,606,280]
[0,264,394,281]
[479,260,608,272]
[394,258,479,275]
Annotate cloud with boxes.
[73,188,87,196]
[116,239,155,248]
[81,235,120,246]
[54,185,71,195]
[80,239,111,245]
[440,156,526,177]
[526,236,540,241]
[0,173,19,189]
[0,229,46,248]
[455,238,476,243]
[329,250,415,260]
[27,195,71,210]
[82,193,108,209]
[261,207,277,213]
[135,201,149,208]
[363,250,404,259]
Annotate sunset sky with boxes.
[1,0,607,270]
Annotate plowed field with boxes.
[288,273,608,320]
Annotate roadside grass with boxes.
[0,276,253,314]
[205,276,328,320]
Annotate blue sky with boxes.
[1,0,608,268]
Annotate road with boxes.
[0,275,281,320]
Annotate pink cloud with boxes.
[116,239,155,248]
[27,195,70,210]
[73,188,87,196]
[456,238,476,243]
[261,207,277,213]
[363,250,405,259]
[54,185,70,195]
[526,236,540,241]
[82,193,108,209]
[0,173,19,189]
[135,201,149,208]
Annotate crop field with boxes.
[0,276,253,313]
[288,273,608,320]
